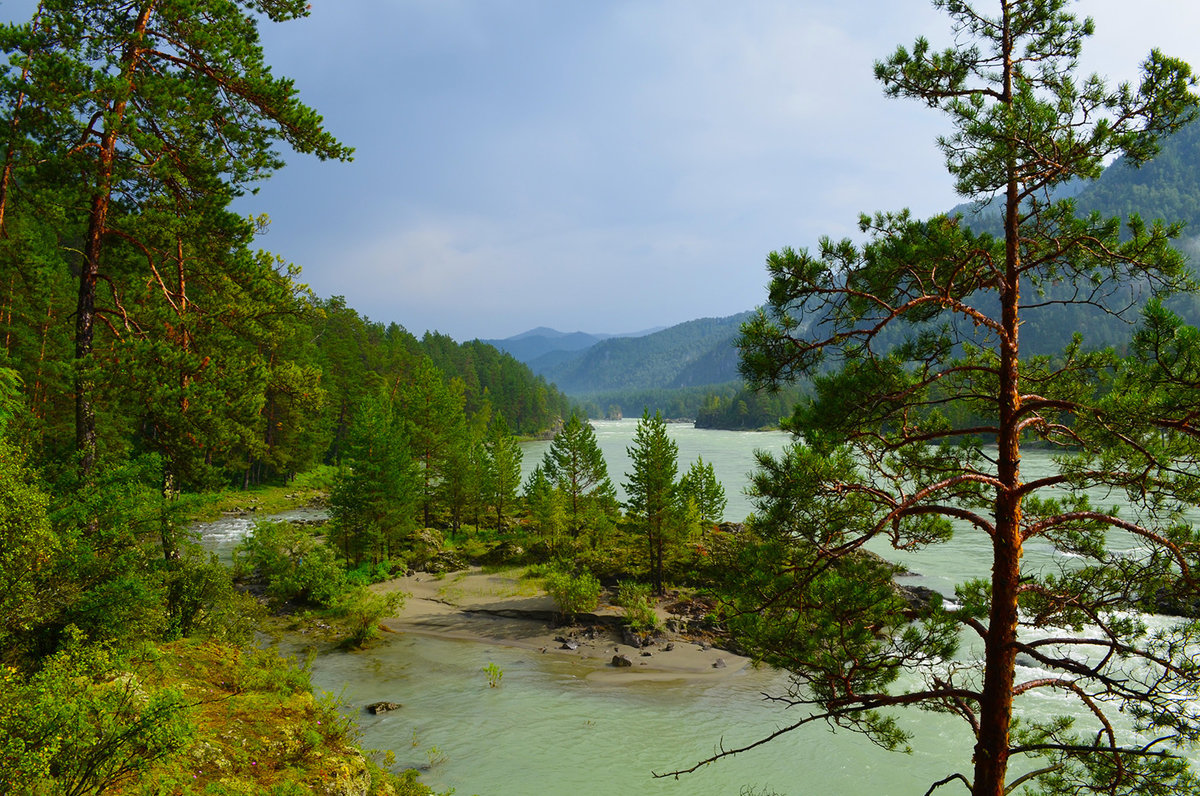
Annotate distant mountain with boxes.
[951,117,1200,242]
[537,312,754,395]
[938,117,1200,355]
[479,325,664,365]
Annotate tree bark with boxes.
[74,2,156,477]
[973,6,1021,793]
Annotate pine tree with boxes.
[541,413,617,539]
[678,456,726,526]
[623,410,684,595]
[670,2,1200,794]
[483,417,522,534]
[0,0,352,475]
[329,390,419,566]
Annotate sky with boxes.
[4,1,1200,341]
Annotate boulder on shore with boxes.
[611,654,633,667]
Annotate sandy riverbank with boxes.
[371,567,750,683]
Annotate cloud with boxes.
[6,0,1197,341]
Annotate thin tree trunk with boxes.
[75,3,156,478]
[972,7,1021,793]
[0,1,43,236]
[177,236,190,415]
[30,300,52,420]
[1,271,13,353]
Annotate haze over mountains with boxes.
[482,313,751,395]
[486,117,1200,402]
[480,326,663,368]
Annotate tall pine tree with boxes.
[674,2,1200,794]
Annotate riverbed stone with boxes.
[612,654,633,667]
[364,701,401,714]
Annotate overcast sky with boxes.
[5,1,1200,341]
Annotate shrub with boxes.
[327,587,404,647]
[165,545,261,643]
[0,630,194,795]
[615,580,660,632]
[235,521,347,607]
[543,568,601,622]
[345,557,404,587]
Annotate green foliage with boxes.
[624,410,690,593]
[693,383,802,430]
[482,416,523,533]
[0,366,21,433]
[422,332,571,435]
[1015,716,1200,796]
[542,567,602,622]
[0,438,55,658]
[0,630,195,796]
[164,545,260,644]
[328,390,420,565]
[615,580,660,633]
[44,455,196,650]
[327,586,404,648]
[345,558,405,587]
[482,662,503,688]
[678,456,727,525]
[523,464,567,550]
[541,413,619,540]
[235,521,347,608]
[576,382,742,423]
[700,2,1200,794]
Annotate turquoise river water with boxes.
[198,419,1198,795]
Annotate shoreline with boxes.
[372,567,751,683]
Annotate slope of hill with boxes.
[1074,118,1200,231]
[537,312,754,394]
[938,117,1200,355]
[480,325,667,366]
[479,328,612,363]
[952,117,1200,240]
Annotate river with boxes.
[197,419,1197,795]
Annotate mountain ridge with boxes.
[534,311,754,395]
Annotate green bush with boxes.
[345,557,404,586]
[235,521,347,607]
[0,630,194,795]
[327,587,404,647]
[165,545,261,643]
[615,580,660,632]
[543,568,601,622]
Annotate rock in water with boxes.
[712,658,727,669]
[612,654,633,667]
[365,701,401,714]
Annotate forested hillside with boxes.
[1074,117,1200,232]
[538,311,752,394]
[0,6,565,792]
[2,269,569,489]
[480,327,613,364]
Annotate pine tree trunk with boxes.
[74,5,153,478]
[972,11,1021,791]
